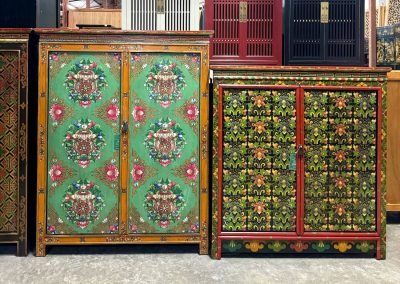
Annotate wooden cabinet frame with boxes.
[36,30,211,256]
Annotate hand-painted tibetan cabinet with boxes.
[211,66,389,259]
[377,24,400,70]
[36,30,210,256]
[204,0,282,65]
[284,0,365,66]
[0,30,29,256]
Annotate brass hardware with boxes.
[121,121,128,134]
[156,0,165,13]
[321,1,329,24]
[239,1,248,23]
[296,144,305,157]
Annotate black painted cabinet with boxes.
[285,0,365,66]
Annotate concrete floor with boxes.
[1,225,399,284]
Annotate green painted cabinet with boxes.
[36,30,210,256]
[211,66,388,259]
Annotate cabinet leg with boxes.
[36,243,46,257]
[199,241,208,255]
[16,241,28,257]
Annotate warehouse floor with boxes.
[1,225,399,284]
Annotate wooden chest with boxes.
[0,29,30,256]
[36,30,210,256]
[211,66,389,259]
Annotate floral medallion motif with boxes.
[96,98,120,129]
[61,179,105,229]
[63,119,106,168]
[144,118,186,167]
[144,179,186,228]
[64,59,107,108]
[48,98,73,130]
[145,59,186,108]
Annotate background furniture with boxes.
[285,0,365,66]
[204,0,282,65]
[68,9,122,29]
[36,29,210,256]
[387,71,400,212]
[211,66,389,259]
[377,24,400,70]
[122,0,201,30]
[0,29,30,256]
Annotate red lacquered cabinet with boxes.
[205,0,282,65]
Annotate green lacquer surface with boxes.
[128,53,201,234]
[46,52,121,235]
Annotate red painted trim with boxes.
[296,87,302,235]
[302,86,382,92]
[219,84,299,90]
[376,88,382,236]
[218,85,224,238]
[218,235,380,241]
[220,232,297,236]
[299,87,305,236]
[273,0,283,65]
[302,232,380,237]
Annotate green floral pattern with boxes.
[222,89,297,232]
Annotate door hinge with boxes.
[321,1,329,24]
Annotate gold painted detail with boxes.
[18,196,26,241]
[334,242,352,253]
[106,236,142,242]
[39,124,45,160]
[201,126,208,160]
[200,221,208,253]
[20,123,27,161]
[245,241,265,253]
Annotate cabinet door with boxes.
[128,53,202,234]
[46,52,121,235]
[303,88,379,232]
[220,86,298,232]
[0,51,20,234]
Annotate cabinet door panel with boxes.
[128,53,201,234]
[46,52,121,235]
[0,51,19,233]
[304,89,378,232]
[221,88,297,232]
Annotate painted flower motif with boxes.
[105,164,119,182]
[131,164,144,181]
[47,225,56,234]
[335,177,347,189]
[245,241,264,253]
[130,224,138,233]
[185,163,198,181]
[79,100,92,108]
[254,121,266,134]
[254,95,265,108]
[108,224,118,234]
[334,242,352,253]
[106,104,120,121]
[49,103,64,121]
[191,56,200,63]
[335,124,347,136]
[253,201,265,215]
[334,150,346,162]
[186,104,199,121]
[334,204,346,216]
[49,164,63,182]
[253,148,266,160]
[254,175,265,187]
[335,97,347,109]
[50,53,58,61]
[133,105,145,122]
[290,241,309,253]
[190,223,199,232]
[132,54,140,61]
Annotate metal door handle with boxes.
[296,144,305,157]
[121,121,128,134]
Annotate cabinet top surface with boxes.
[35,28,213,38]
[211,65,391,74]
